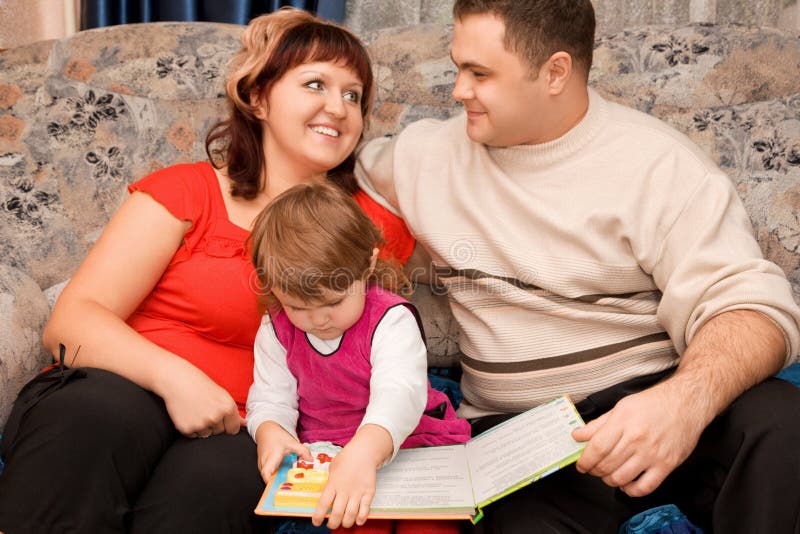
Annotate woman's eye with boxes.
[343,91,360,103]
[306,80,324,91]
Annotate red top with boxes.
[126,162,415,417]
[127,162,259,416]
[354,189,415,264]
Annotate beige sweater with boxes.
[356,89,800,418]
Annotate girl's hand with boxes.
[158,359,244,438]
[255,421,312,483]
[312,424,393,529]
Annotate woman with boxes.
[0,8,405,533]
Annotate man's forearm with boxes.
[666,309,786,427]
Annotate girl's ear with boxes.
[368,247,379,274]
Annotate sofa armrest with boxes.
[0,264,52,431]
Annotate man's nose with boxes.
[452,72,472,102]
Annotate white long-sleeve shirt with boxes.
[246,305,428,457]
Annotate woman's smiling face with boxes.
[256,60,365,179]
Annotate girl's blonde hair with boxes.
[206,8,375,199]
[250,184,410,308]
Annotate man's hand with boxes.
[312,425,393,529]
[572,379,706,497]
[255,421,312,483]
[573,309,786,497]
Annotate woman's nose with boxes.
[325,92,346,118]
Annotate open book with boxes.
[255,395,586,523]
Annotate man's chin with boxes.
[465,126,492,146]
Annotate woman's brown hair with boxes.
[250,183,410,310]
[206,8,375,199]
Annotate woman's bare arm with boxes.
[43,192,242,436]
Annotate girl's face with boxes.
[272,279,367,340]
[257,60,365,180]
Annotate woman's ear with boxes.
[251,91,268,120]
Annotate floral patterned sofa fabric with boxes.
[1,22,798,429]
[1,23,243,292]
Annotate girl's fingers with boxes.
[287,441,312,461]
[356,493,373,525]
[297,443,313,461]
[313,486,335,527]
[262,451,286,480]
[340,495,361,529]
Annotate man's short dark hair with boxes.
[453,0,596,79]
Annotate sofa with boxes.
[1,20,799,433]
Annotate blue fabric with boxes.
[776,361,800,387]
[619,504,703,534]
[275,518,329,534]
[428,371,464,409]
[80,0,344,30]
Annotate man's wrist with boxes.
[657,373,717,431]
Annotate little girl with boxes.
[247,183,471,534]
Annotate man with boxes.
[355,0,800,532]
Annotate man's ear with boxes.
[542,51,573,95]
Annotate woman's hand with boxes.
[255,421,312,482]
[312,424,393,529]
[157,359,244,438]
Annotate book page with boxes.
[371,444,476,510]
[465,396,585,505]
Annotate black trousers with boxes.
[468,372,800,534]
[0,368,277,534]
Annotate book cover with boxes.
[255,395,586,522]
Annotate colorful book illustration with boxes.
[255,395,586,523]
[272,442,339,509]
